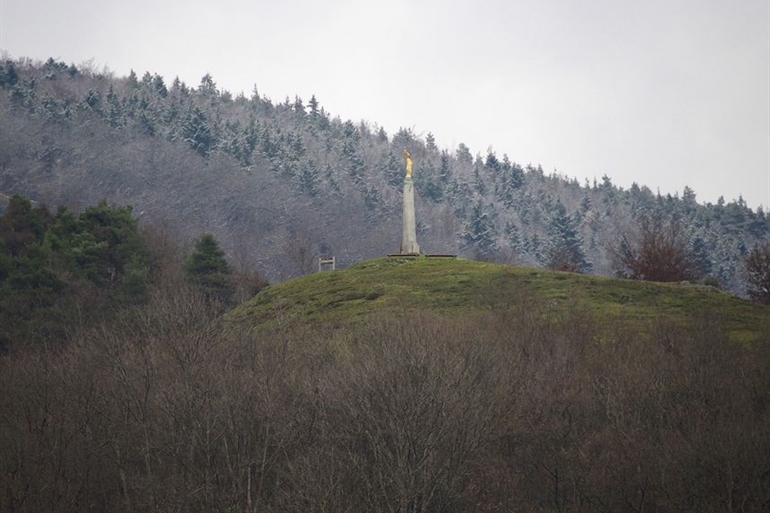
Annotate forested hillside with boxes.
[1,57,767,292]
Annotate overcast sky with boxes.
[2,0,768,209]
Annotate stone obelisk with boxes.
[401,148,420,254]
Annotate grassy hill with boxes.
[232,256,769,344]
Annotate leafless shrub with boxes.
[611,211,701,282]
[2,295,768,513]
[324,312,512,513]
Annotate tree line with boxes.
[1,56,767,294]
[0,194,265,352]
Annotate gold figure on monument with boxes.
[403,148,413,178]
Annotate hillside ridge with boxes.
[1,57,767,293]
[232,256,769,344]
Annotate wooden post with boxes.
[318,256,335,272]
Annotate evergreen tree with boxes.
[744,243,770,304]
[199,73,217,97]
[426,132,437,151]
[372,126,385,143]
[125,69,139,89]
[105,85,125,128]
[348,153,366,187]
[76,200,150,289]
[439,151,452,184]
[529,233,544,264]
[579,192,591,213]
[415,159,443,202]
[0,60,19,88]
[485,148,501,173]
[0,196,153,349]
[308,94,319,118]
[461,198,499,259]
[456,143,472,164]
[325,163,341,191]
[80,89,102,112]
[504,221,523,255]
[382,151,403,188]
[152,74,168,98]
[184,233,234,304]
[0,195,48,257]
[363,187,383,223]
[545,202,590,273]
[690,236,713,278]
[182,107,215,157]
[473,168,486,196]
[297,159,319,196]
[293,96,305,116]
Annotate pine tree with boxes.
[690,236,713,278]
[152,74,168,98]
[363,187,383,223]
[297,159,319,196]
[0,195,49,257]
[184,233,234,304]
[308,95,319,118]
[0,60,19,88]
[182,107,215,157]
[439,151,452,184]
[382,151,403,188]
[76,201,150,288]
[473,168,486,196]
[415,159,443,202]
[199,73,217,97]
[456,143,472,164]
[485,148,501,173]
[545,202,590,272]
[504,221,523,255]
[293,96,305,116]
[744,243,770,304]
[426,132,437,151]
[461,198,499,259]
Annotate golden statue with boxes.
[403,148,413,178]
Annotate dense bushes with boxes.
[0,196,151,350]
[2,290,768,512]
[0,196,266,351]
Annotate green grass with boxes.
[230,256,770,343]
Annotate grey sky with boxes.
[2,0,768,209]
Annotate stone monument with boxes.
[400,148,420,254]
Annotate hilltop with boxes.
[233,256,770,344]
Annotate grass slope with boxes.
[232,256,769,343]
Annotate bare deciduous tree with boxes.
[612,211,701,282]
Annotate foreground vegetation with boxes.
[3,253,769,512]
